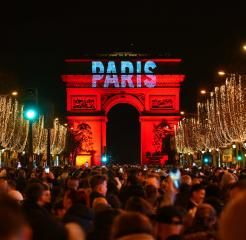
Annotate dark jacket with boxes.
[63,203,94,232]
[119,184,145,206]
[22,200,67,240]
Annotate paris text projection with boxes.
[91,60,157,88]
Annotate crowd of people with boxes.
[0,164,246,240]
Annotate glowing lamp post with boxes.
[200,89,207,95]
[102,156,107,162]
[24,109,37,120]
[11,91,18,96]
[24,106,39,168]
[218,71,226,76]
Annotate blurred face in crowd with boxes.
[192,189,206,205]
[229,186,244,202]
[181,175,192,186]
[146,177,160,189]
[157,218,183,240]
[97,180,107,196]
[67,179,79,191]
[38,189,51,206]
[30,172,36,178]
[56,208,66,219]
[63,192,72,210]
[0,178,8,192]
[192,178,201,185]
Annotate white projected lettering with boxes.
[91,60,157,88]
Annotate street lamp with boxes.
[242,44,246,51]
[200,89,206,95]
[23,106,39,169]
[218,71,226,76]
[180,111,185,115]
[24,109,38,120]
[11,91,18,96]
[232,143,237,149]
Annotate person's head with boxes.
[127,169,141,185]
[111,212,153,240]
[146,175,160,189]
[125,197,154,218]
[192,177,201,185]
[219,190,246,240]
[190,184,206,205]
[93,208,121,240]
[0,177,8,192]
[25,182,50,206]
[92,197,110,212]
[65,223,86,240]
[67,177,80,191]
[228,180,246,202]
[145,184,158,201]
[63,189,87,210]
[7,179,16,191]
[220,172,237,189]
[39,183,51,206]
[8,190,24,202]
[0,194,27,240]
[54,200,66,219]
[90,175,107,196]
[205,197,223,216]
[193,204,217,230]
[181,175,192,186]
[17,169,26,179]
[30,172,36,179]
[155,206,183,240]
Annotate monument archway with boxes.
[62,53,185,166]
[107,103,140,164]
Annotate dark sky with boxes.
[0,1,246,115]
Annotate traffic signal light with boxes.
[237,150,243,161]
[102,154,108,163]
[23,88,39,121]
[202,152,212,165]
[24,108,38,120]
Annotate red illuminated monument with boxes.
[62,53,185,166]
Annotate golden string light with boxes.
[0,95,67,158]
[175,74,246,153]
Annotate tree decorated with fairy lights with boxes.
[175,74,246,154]
[0,95,67,157]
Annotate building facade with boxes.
[62,53,185,165]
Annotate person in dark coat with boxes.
[119,173,145,207]
[187,184,206,212]
[22,182,67,240]
[89,175,108,207]
[63,189,94,233]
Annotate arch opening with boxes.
[106,103,140,164]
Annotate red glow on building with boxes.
[62,55,185,166]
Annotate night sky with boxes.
[1,1,246,115]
